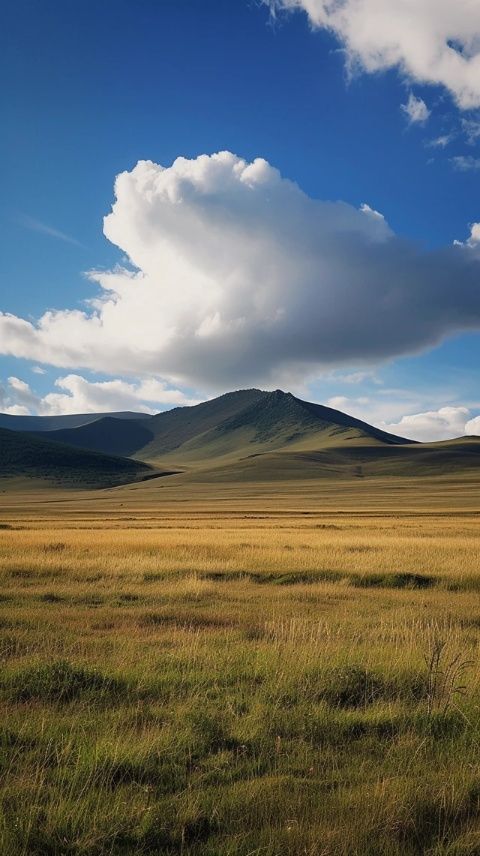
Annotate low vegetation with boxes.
[1,477,480,854]
[0,426,154,488]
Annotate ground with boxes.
[1,473,480,855]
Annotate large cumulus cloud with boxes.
[1,151,480,389]
[266,0,480,110]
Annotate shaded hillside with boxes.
[0,411,149,432]
[39,417,155,457]
[0,427,156,488]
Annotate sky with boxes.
[1,0,480,441]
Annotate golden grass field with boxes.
[1,473,480,854]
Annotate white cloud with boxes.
[40,375,201,415]
[451,155,480,171]
[0,374,200,416]
[461,117,480,144]
[266,0,480,109]
[466,415,480,435]
[1,152,480,389]
[0,377,36,415]
[401,93,430,124]
[453,222,480,248]
[6,376,39,411]
[31,365,46,375]
[427,134,455,149]
[325,393,419,426]
[326,393,480,441]
[359,202,385,221]
[3,405,30,416]
[383,406,478,442]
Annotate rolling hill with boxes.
[176,437,480,484]
[0,426,159,488]
[41,416,155,457]
[1,389,479,486]
[0,411,149,432]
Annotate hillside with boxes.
[175,438,480,484]
[39,416,155,457]
[26,389,412,467]
[0,426,158,488]
[0,411,149,432]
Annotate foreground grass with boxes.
[1,480,480,854]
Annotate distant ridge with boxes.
[0,411,149,432]
[40,416,155,457]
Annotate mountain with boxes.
[0,411,150,432]
[0,426,159,488]
[3,389,479,487]
[29,389,411,467]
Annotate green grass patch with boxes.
[3,660,127,704]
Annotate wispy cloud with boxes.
[461,117,480,145]
[427,133,455,149]
[401,93,430,125]
[450,155,480,171]
[18,214,84,248]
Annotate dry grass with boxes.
[1,475,480,854]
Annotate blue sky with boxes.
[1,0,480,440]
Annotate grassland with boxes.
[1,474,480,854]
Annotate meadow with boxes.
[1,474,480,855]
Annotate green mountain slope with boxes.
[0,427,157,488]
[135,390,412,468]
[137,389,267,460]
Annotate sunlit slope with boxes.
[137,389,411,467]
[134,388,267,460]
[171,436,480,483]
[0,426,155,488]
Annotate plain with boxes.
[0,473,480,855]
